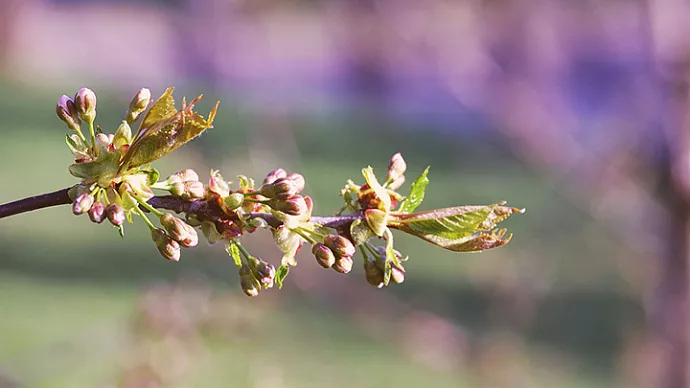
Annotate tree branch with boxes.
[0,188,364,230]
[0,187,72,218]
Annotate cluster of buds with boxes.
[150,213,198,261]
[164,169,206,201]
[57,87,97,129]
[311,234,356,274]
[72,192,126,227]
[259,170,311,217]
[238,257,276,296]
[364,247,406,288]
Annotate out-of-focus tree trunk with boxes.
[643,1,690,386]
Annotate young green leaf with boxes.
[119,88,219,171]
[275,264,289,289]
[388,203,524,252]
[398,166,429,213]
[225,240,243,268]
[383,229,396,286]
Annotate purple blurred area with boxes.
[3,1,690,387]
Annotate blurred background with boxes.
[1,0,690,387]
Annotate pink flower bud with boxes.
[56,95,81,131]
[105,203,126,226]
[125,88,151,124]
[74,87,97,123]
[151,228,181,261]
[333,256,354,274]
[386,152,407,183]
[312,243,336,268]
[323,234,356,259]
[160,213,198,248]
[88,201,106,223]
[263,168,288,185]
[72,193,94,215]
[271,195,308,216]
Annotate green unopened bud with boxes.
[312,243,336,268]
[105,203,126,226]
[169,181,185,197]
[263,168,288,185]
[88,201,106,223]
[125,88,151,124]
[386,152,407,183]
[112,121,133,149]
[223,192,245,211]
[151,228,181,262]
[333,256,354,274]
[364,257,385,288]
[160,213,198,248]
[270,195,308,216]
[323,234,356,259]
[239,265,260,297]
[72,193,94,215]
[56,95,81,131]
[74,87,97,123]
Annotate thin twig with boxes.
[0,188,365,230]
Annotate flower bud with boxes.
[263,168,288,185]
[125,88,151,124]
[260,174,305,200]
[112,121,132,149]
[388,175,406,190]
[240,275,261,297]
[160,213,198,248]
[223,192,245,211]
[270,195,308,216]
[72,193,94,215]
[333,256,354,274]
[169,181,185,197]
[304,195,313,216]
[285,173,305,193]
[151,228,181,262]
[56,95,81,131]
[364,257,385,288]
[95,133,111,149]
[105,203,126,226]
[74,87,97,123]
[252,259,276,288]
[312,243,336,268]
[323,234,356,259]
[174,169,199,183]
[386,152,407,183]
[179,181,206,200]
[88,201,106,223]
[239,265,261,297]
[390,261,405,284]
